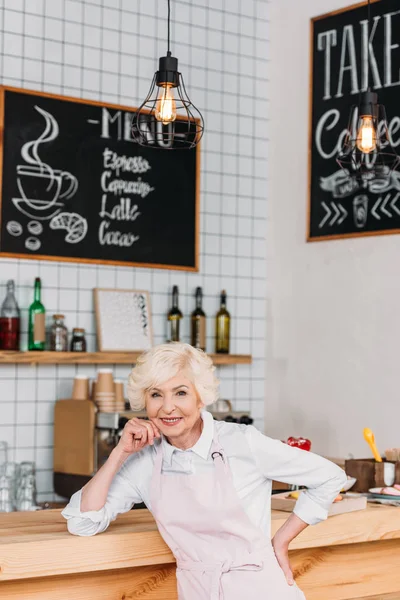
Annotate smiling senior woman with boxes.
[62,343,346,599]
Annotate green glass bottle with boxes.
[28,278,46,351]
[167,285,183,342]
[215,290,230,353]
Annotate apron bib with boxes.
[150,429,306,600]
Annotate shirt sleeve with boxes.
[61,456,143,536]
[245,426,347,525]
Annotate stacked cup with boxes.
[114,380,125,412]
[94,369,115,412]
[72,375,90,400]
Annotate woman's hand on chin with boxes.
[116,418,161,456]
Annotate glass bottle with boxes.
[167,285,183,342]
[0,280,20,351]
[70,328,87,352]
[28,278,46,351]
[191,287,206,351]
[50,314,68,351]
[215,290,230,354]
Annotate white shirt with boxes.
[62,411,347,538]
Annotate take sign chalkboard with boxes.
[0,87,199,269]
[308,0,400,241]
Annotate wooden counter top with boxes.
[1,504,399,583]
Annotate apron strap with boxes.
[177,556,264,600]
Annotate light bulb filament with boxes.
[356,115,377,154]
[155,84,177,125]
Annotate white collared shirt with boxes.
[62,411,347,537]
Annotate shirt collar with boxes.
[161,410,214,466]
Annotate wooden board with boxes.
[0,351,252,365]
[271,491,367,516]
[0,564,177,600]
[1,507,400,600]
[291,539,400,600]
[53,400,95,476]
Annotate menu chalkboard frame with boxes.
[307,0,400,242]
[0,86,200,270]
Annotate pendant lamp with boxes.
[336,0,399,181]
[131,0,204,150]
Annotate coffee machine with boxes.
[53,399,252,501]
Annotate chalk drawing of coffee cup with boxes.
[13,105,78,221]
[353,195,368,228]
[16,164,78,207]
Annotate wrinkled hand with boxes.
[117,418,161,456]
[272,538,294,586]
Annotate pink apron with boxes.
[150,429,306,600]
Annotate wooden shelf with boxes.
[0,351,252,366]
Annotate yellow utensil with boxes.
[363,428,382,462]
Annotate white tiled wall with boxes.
[0,0,269,501]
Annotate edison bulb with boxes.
[155,84,177,125]
[356,116,377,154]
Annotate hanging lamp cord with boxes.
[367,0,371,90]
[167,0,171,55]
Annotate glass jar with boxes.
[50,314,68,352]
[70,328,87,352]
[0,475,14,512]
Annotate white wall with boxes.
[0,0,269,501]
[268,0,400,458]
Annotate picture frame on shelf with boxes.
[94,288,153,352]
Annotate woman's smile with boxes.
[159,416,184,427]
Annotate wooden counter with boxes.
[0,505,399,599]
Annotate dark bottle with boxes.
[70,328,87,352]
[191,287,206,351]
[0,280,20,351]
[167,286,183,342]
[28,278,45,351]
[215,290,230,354]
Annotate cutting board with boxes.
[271,492,367,516]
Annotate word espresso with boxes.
[98,148,155,247]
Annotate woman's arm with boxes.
[245,426,347,584]
[80,445,131,512]
[246,426,347,525]
[272,513,308,585]
[61,418,160,536]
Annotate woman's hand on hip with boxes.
[272,538,294,586]
[117,418,161,455]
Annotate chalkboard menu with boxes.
[309,0,400,241]
[0,87,199,269]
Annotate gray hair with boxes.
[127,342,219,410]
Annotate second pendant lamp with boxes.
[336,0,399,181]
[131,0,204,150]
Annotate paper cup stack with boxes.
[93,370,126,413]
[114,380,125,412]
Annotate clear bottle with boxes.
[215,290,230,354]
[70,328,87,352]
[191,287,206,351]
[50,314,68,352]
[28,278,45,351]
[0,280,20,351]
[167,285,183,342]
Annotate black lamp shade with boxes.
[337,94,400,182]
[131,55,204,150]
